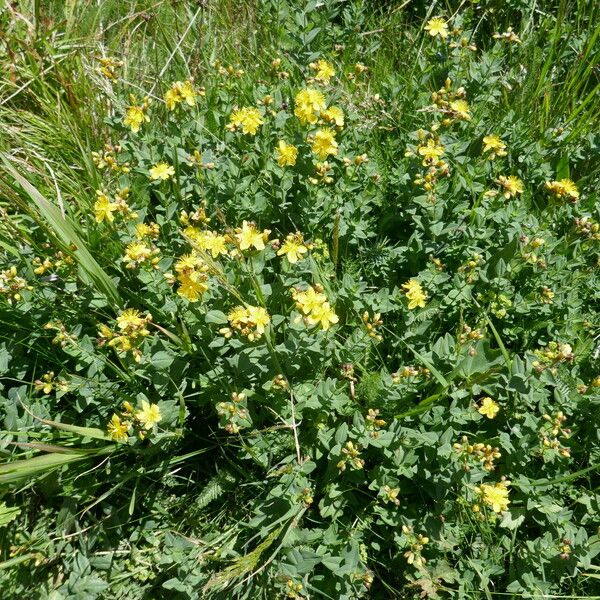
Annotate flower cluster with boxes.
[402,279,427,310]
[107,400,162,442]
[337,441,364,471]
[227,107,264,135]
[98,309,153,362]
[172,253,210,302]
[474,480,511,514]
[532,341,574,372]
[123,94,151,133]
[216,392,251,434]
[362,311,383,341]
[539,412,571,458]
[219,305,270,341]
[430,78,471,125]
[400,525,429,567]
[0,266,30,304]
[94,188,136,223]
[391,366,430,383]
[545,178,580,202]
[291,284,339,330]
[574,216,600,240]
[34,371,68,395]
[92,143,130,173]
[454,436,502,472]
[44,321,77,348]
[164,79,197,110]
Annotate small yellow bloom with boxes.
[311,128,338,160]
[123,99,150,133]
[236,221,269,251]
[418,138,445,163]
[482,135,507,159]
[222,305,270,341]
[135,400,162,430]
[293,286,327,315]
[275,141,298,167]
[107,414,130,442]
[402,279,427,309]
[496,175,524,199]
[94,190,117,223]
[545,179,579,201]
[277,233,308,264]
[476,482,510,513]
[449,99,471,121]
[228,107,264,135]
[306,301,339,330]
[164,80,196,110]
[294,88,326,125]
[425,17,449,39]
[149,162,175,181]
[322,106,344,127]
[116,309,147,332]
[478,397,500,419]
[310,59,336,84]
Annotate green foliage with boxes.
[1,1,600,599]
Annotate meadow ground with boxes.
[1,1,600,598]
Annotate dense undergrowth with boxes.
[1,1,600,598]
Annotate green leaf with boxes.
[0,502,20,527]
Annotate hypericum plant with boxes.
[1,2,600,599]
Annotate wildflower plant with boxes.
[1,2,600,599]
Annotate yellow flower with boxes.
[425,17,449,39]
[477,482,510,513]
[478,397,500,419]
[164,80,196,110]
[545,179,579,201]
[228,107,264,135]
[107,413,130,442]
[275,141,298,167]
[94,190,117,223]
[402,279,427,309]
[306,301,339,330]
[149,161,175,181]
[123,101,149,133]
[190,230,229,258]
[177,273,208,302]
[179,80,196,105]
[322,106,344,127]
[449,99,471,121]
[311,128,338,160]
[164,88,179,111]
[116,309,147,332]
[482,135,507,159]
[222,305,270,341]
[310,59,335,83]
[292,285,338,331]
[123,241,158,269]
[236,221,269,251]
[135,400,162,430]
[246,305,270,335]
[135,222,160,240]
[293,286,327,315]
[174,253,209,302]
[418,138,445,163]
[497,175,524,199]
[294,88,326,125]
[277,233,308,264]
